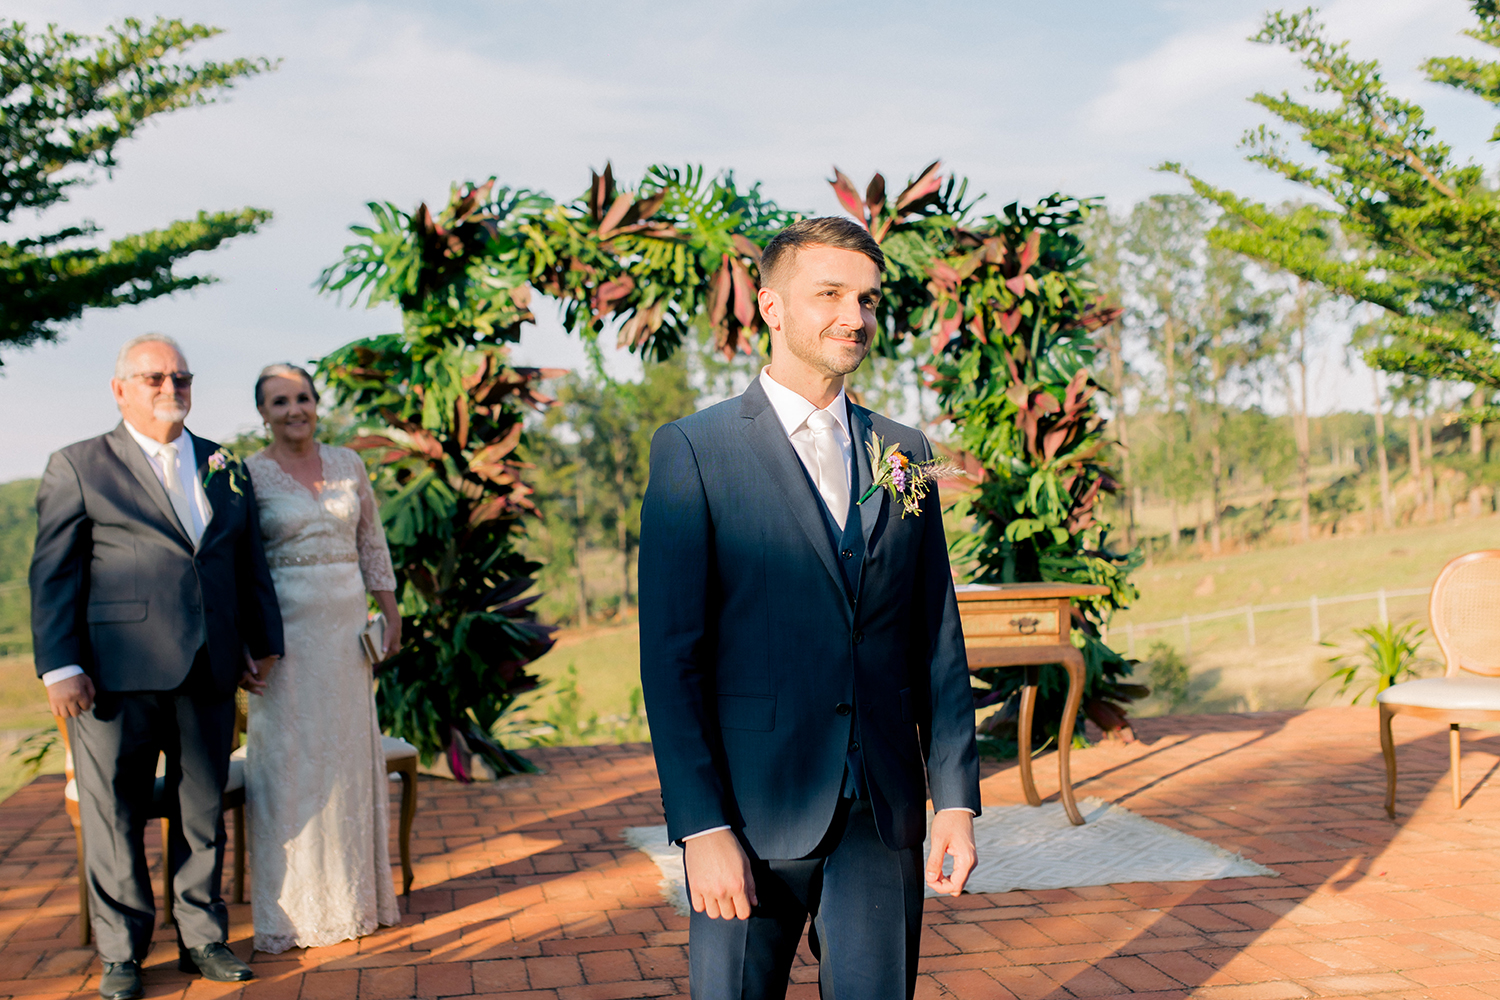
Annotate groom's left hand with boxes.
[926,809,976,896]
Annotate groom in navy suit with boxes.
[639,217,979,999]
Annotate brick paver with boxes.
[1,707,1498,997]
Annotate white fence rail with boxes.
[1120,587,1430,656]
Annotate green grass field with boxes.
[1114,513,1500,716]
[513,513,1500,737]
[4,513,1497,796]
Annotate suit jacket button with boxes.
[835,703,852,717]
[852,630,864,644]
[841,548,854,559]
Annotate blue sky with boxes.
[1,0,1494,478]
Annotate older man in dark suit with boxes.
[31,334,283,1000]
[639,218,980,999]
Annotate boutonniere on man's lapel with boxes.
[857,434,967,518]
[204,447,246,496]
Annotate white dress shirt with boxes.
[758,368,853,519]
[682,372,969,841]
[41,422,213,688]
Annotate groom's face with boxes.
[762,245,880,379]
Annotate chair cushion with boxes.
[383,735,417,761]
[1377,675,1500,710]
[225,747,246,794]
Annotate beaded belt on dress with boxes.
[269,552,359,568]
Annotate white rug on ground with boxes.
[623,798,1275,916]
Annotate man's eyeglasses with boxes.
[130,371,194,388]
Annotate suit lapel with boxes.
[190,433,222,544]
[850,404,885,549]
[740,383,846,597]
[104,422,193,550]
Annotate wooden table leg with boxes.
[1016,664,1042,807]
[1057,649,1086,826]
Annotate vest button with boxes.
[841,548,854,559]
[849,742,860,752]
[852,630,864,644]
[835,703,852,717]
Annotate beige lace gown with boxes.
[244,445,401,953]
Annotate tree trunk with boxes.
[575,474,588,626]
[1407,412,1423,522]
[1289,291,1312,542]
[1208,354,1224,555]
[1105,324,1135,547]
[1470,392,1485,518]
[1422,408,1436,521]
[1371,370,1394,529]
[616,452,631,616]
[1163,317,1179,550]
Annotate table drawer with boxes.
[958,603,1063,643]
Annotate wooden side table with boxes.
[957,582,1110,826]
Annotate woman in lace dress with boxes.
[241,364,402,953]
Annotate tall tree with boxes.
[1166,3,1500,414]
[0,18,275,360]
[1079,208,1137,546]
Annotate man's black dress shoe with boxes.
[178,943,254,982]
[99,960,143,1000]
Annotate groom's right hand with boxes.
[46,674,95,718]
[684,829,757,920]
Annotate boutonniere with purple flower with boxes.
[204,447,245,496]
[857,435,966,518]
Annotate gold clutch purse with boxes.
[360,612,387,664]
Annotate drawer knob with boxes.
[1011,616,1040,635]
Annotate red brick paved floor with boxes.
[4,706,1500,998]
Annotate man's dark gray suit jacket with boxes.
[30,422,284,693]
[639,379,980,861]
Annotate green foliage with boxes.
[0,17,275,357]
[318,183,561,777]
[866,182,1143,735]
[1166,3,1500,411]
[1311,620,1430,705]
[521,666,649,746]
[1144,641,1191,711]
[525,164,799,361]
[0,479,38,656]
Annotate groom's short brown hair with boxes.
[759,217,885,291]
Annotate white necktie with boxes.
[806,408,849,531]
[157,441,201,546]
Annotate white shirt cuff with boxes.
[681,825,732,841]
[42,665,85,686]
[937,807,976,815]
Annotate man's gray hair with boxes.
[114,334,187,380]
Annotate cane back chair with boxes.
[1378,549,1500,818]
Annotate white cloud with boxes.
[2,0,1498,478]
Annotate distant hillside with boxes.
[0,479,37,656]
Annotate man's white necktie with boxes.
[806,408,849,531]
[157,441,201,546]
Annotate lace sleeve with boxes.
[342,447,397,592]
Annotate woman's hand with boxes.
[373,591,402,659]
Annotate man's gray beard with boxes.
[154,400,189,423]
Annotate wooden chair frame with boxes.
[1380,549,1500,818]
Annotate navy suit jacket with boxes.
[639,379,980,859]
[29,422,284,695]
